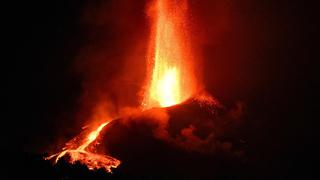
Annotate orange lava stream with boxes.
[143,0,197,108]
[45,121,120,172]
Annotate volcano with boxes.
[99,97,246,178]
[51,96,246,179]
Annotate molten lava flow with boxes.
[46,121,120,172]
[143,0,197,108]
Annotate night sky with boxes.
[3,0,317,179]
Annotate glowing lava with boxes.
[143,0,197,108]
[46,0,199,173]
[46,121,120,172]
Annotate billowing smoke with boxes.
[71,0,149,126]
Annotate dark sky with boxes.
[3,0,317,178]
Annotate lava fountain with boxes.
[143,0,198,108]
[46,0,200,173]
